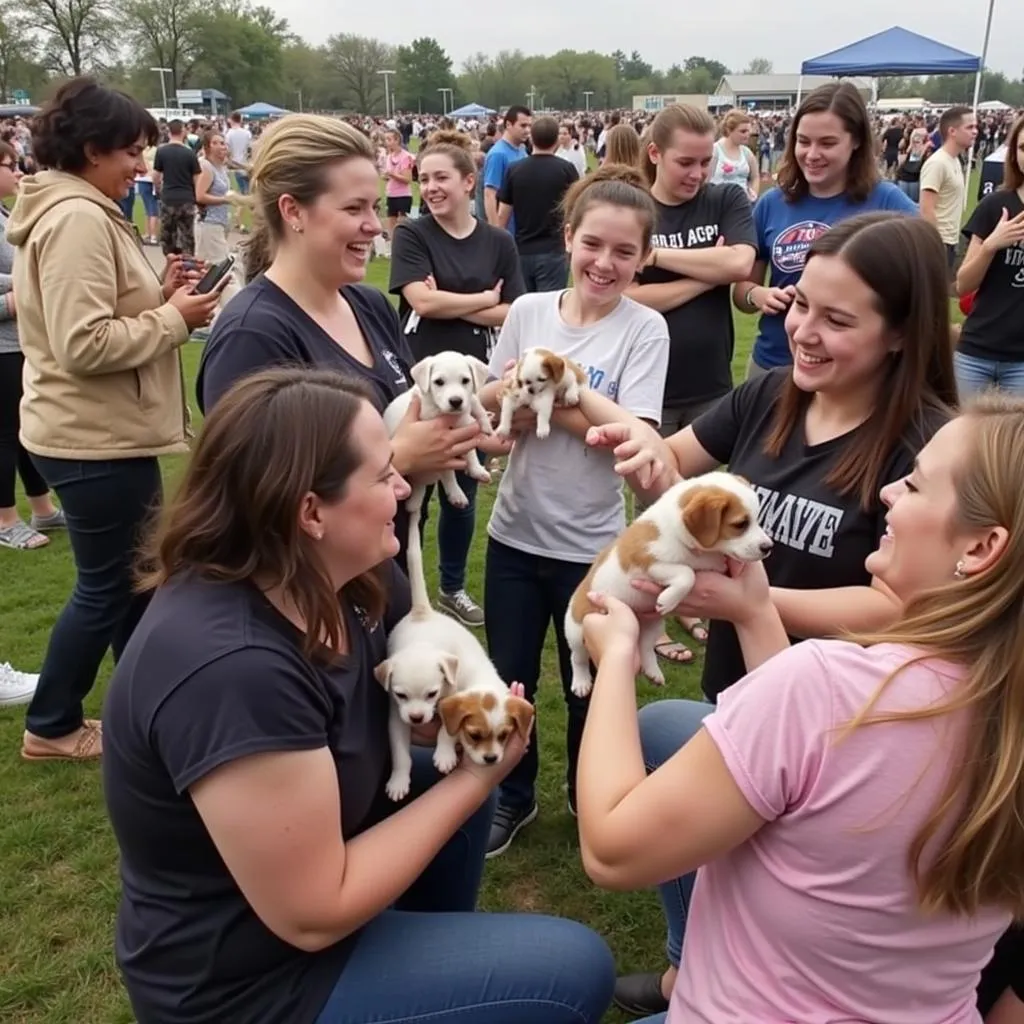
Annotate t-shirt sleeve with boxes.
[616,312,670,424]
[720,185,758,249]
[919,156,945,194]
[483,149,505,192]
[191,152,201,175]
[690,370,780,465]
[388,222,432,295]
[153,148,164,172]
[497,232,526,303]
[878,182,918,214]
[152,646,331,795]
[752,190,774,264]
[962,192,1000,241]
[497,163,515,206]
[487,296,524,379]
[701,640,834,820]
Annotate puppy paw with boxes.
[433,745,459,774]
[469,466,492,484]
[570,675,593,699]
[495,425,512,439]
[385,771,412,802]
[655,593,679,616]
[535,422,551,440]
[446,487,469,509]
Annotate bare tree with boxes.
[117,0,203,92]
[0,5,38,99]
[20,0,113,75]
[324,33,393,113]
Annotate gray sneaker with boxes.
[437,589,485,627]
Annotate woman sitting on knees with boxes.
[576,392,1024,1023]
[101,367,615,1024]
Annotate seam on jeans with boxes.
[348,997,592,1024]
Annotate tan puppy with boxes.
[564,472,773,697]
[496,347,587,440]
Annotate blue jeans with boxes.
[119,186,136,222]
[26,457,161,737]
[638,699,714,966]
[954,350,1024,401]
[315,748,615,1023]
[484,538,591,811]
[138,181,159,218]
[520,251,569,293]
[420,469,479,594]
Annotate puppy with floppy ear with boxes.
[435,689,535,770]
[496,346,587,440]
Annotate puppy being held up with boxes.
[496,347,587,440]
[383,350,493,510]
[564,471,773,697]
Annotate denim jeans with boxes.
[954,350,1024,401]
[484,538,591,810]
[315,747,615,1023]
[638,698,714,966]
[26,456,162,738]
[520,250,569,293]
[118,186,136,222]
[420,468,479,594]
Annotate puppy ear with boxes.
[540,351,566,383]
[410,357,433,394]
[466,356,490,391]
[373,660,392,690]
[681,488,732,549]
[438,693,474,736]
[568,359,587,385]
[438,653,460,692]
[505,695,534,739]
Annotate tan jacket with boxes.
[8,171,191,460]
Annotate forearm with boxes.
[652,246,753,285]
[484,189,500,226]
[770,584,900,640]
[956,247,996,296]
[550,406,591,440]
[464,303,509,327]
[625,278,713,313]
[734,603,791,671]
[478,379,503,414]
[496,203,512,230]
[732,281,762,314]
[414,290,494,319]
[301,768,491,949]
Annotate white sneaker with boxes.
[0,662,39,707]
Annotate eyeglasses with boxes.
[0,162,15,170]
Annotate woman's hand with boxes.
[167,285,224,331]
[752,284,796,315]
[162,253,206,299]
[631,558,771,627]
[585,422,678,493]
[391,392,482,476]
[482,279,504,306]
[982,207,1024,254]
[457,683,532,785]
[476,432,514,457]
[582,592,647,672]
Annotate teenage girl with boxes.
[476,164,671,858]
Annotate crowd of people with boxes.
[1,71,1024,1023]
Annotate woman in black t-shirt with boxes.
[954,112,1024,401]
[102,367,615,1024]
[389,130,523,628]
[586,212,957,1017]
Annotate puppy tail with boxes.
[405,503,432,614]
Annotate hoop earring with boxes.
[954,560,966,579]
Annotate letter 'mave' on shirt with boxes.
[755,486,844,559]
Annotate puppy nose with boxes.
[448,395,463,409]
[408,712,424,724]
[483,753,498,764]
[759,539,774,555]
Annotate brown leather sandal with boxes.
[22,719,103,762]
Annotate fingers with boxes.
[400,392,422,422]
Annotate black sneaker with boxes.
[612,973,670,1018]
[485,801,538,858]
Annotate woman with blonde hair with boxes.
[197,115,484,558]
[708,109,759,202]
[603,123,642,168]
[194,129,240,310]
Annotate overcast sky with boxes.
[273,2,1020,78]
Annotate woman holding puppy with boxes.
[389,130,524,629]
[475,164,671,857]
[102,367,616,1024]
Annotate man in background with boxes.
[225,112,252,235]
[152,119,201,256]
[920,105,977,274]
[483,105,531,232]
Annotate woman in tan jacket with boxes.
[9,77,223,762]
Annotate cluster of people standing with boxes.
[3,70,1024,1024]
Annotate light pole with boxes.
[583,91,593,113]
[437,87,453,115]
[526,85,536,109]
[150,66,171,110]
[379,69,395,119]
[971,0,996,112]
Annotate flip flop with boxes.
[686,621,709,643]
[0,520,49,550]
[654,640,694,665]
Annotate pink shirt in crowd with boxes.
[385,149,414,198]
[673,639,1010,1024]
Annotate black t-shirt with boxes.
[882,125,904,154]
[388,214,525,363]
[154,142,200,204]
[959,190,1024,362]
[692,370,948,701]
[102,566,412,1024]
[498,153,579,255]
[638,185,757,406]
[977,924,1024,1017]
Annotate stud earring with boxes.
[292,223,302,233]
[954,559,966,579]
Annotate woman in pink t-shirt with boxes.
[383,129,415,245]
[577,390,1024,1023]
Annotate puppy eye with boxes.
[425,690,438,700]
[733,517,750,530]
[433,377,445,387]
[461,376,470,385]
[466,730,485,741]
[496,729,510,741]
[394,692,407,700]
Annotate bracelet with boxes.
[743,285,759,311]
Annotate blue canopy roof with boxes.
[448,102,495,117]
[235,101,290,118]
[801,26,981,77]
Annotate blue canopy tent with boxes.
[798,26,981,108]
[235,101,290,119]
[448,102,495,118]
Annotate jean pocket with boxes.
[30,456,118,491]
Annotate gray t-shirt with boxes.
[487,291,669,563]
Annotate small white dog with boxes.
[496,347,587,440]
[375,499,532,802]
[383,351,493,509]
[564,472,773,697]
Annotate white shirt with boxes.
[224,126,252,169]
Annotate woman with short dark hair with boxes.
[8,76,223,761]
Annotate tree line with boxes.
[1,0,1022,114]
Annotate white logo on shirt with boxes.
[651,224,720,248]
[755,486,844,558]
[381,348,407,384]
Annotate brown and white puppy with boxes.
[437,686,534,769]
[496,347,587,440]
[564,471,773,697]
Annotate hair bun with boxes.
[585,162,649,192]
[424,129,472,152]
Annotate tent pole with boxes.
[972,0,996,111]
[795,74,803,110]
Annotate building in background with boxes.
[632,93,731,112]
[714,74,872,110]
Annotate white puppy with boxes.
[496,347,587,440]
[375,497,532,801]
[383,351,493,509]
[564,472,773,697]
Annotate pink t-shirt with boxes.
[673,639,1009,1024]
[385,149,414,198]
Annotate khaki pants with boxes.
[196,221,241,309]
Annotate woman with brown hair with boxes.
[101,366,616,1024]
[603,123,642,168]
[708,109,759,202]
[585,211,957,1015]
[735,82,917,379]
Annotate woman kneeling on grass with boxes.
[575,392,1024,1023]
[101,367,615,1024]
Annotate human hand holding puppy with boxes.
[391,392,483,477]
[453,682,533,788]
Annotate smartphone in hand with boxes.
[191,255,236,295]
